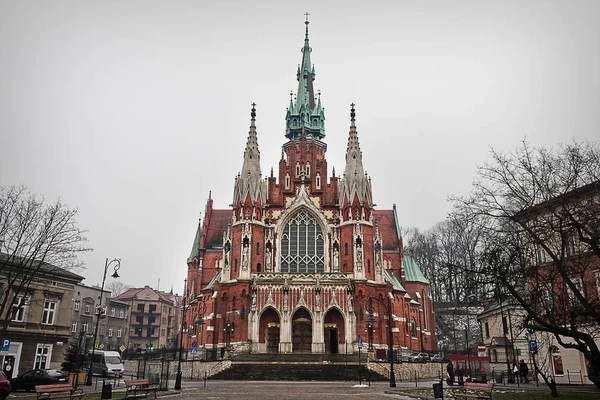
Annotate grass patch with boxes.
[396,387,600,399]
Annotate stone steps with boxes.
[211,362,387,381]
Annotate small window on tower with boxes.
[296,162,301,177]
[306,162,311,177]
[285,173,291,189]
[316,173,321,190]
[256,243,260,255]
[345,243,348,256]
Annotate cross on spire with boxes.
[305,12,310,22]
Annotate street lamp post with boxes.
[367,294,396,388]
[86,258,121,386]
[174,279,187,390]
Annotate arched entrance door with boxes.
[324,308,345,354]
[292,308,312,353]
[259,308,280,354]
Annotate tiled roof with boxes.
[203,271,221,291]
[0,252,84,281]
[403,255,429,284]
[372,210,400,250]
[204,210,231,249]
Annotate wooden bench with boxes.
[454,382,494,400]
[124,379,158,398]
[35,384,84,400]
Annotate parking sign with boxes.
[1,338,10,352]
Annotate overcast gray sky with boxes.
[1,0,599,293]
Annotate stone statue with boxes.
[356,245,363,271]
[251,290,257,312]
[333,247,339,272]
[242,243,250,270]
[315,291,321,312]
[265,246,272,272]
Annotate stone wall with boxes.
[368,361,445,382]
[124,359,232,381]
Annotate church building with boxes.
[184,18,436,357]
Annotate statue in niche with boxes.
[333,247,339,272]
[251,290,257,312]
[283,291,289,312]
[315,290,321,312]
[347,291,354,313]
[265,246,272,272]
[375,249,382,271]
[355,245,363,271]
[242,242,250,270]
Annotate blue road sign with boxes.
[529,340,538,355]
[191,347,198,355]
[1,338,10,352]
[191,340,198,348]
[358,337,363,350]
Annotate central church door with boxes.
[292,308,312,353]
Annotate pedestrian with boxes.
[446,360,455,385]
[519,359,529,383]
[513,362,519,383]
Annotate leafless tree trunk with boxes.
[0,185,91,336]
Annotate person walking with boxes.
[446,360,455,385]
[519,359,529,383]
[513,362,519,383]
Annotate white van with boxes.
[90,350,124,377]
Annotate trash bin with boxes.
[101,380,112,399]
[432,382,444,399]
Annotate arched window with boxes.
[256,242,260,255]
[422,290,427,330]
[296,162,301,177]
[285,173,291,189]
[280,210,325,273]
[315,173,321,190]
[232,296,236,311]
[411,319,417,338]
[305,162,311,177]
[345,243,348,256]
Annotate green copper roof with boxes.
[403,255,429,284]
[203,271,221,291]
[392,205,402,240]
[187,222,201,263]
[384,269,406,292]
[285,18,325,140]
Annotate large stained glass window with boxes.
[280,210,325,273]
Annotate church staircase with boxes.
[210,353,388,381]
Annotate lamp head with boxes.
[111,270,120,279]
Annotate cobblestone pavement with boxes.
[174,381,412,400]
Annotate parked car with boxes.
[0,371,11,400]
[407,352,430,362]
[430,354,444,362]
[10,369,67,392]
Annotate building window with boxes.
[117,327,122,338]
[137,304,145,312]
[110,307,115,317]
[315,173,321,190]
[119,309,124,318]
[42,300,56,325]
[99,325,105,335]
[411,319,417,338]
[285,173,291,189]
[82,321,88,332]
[34,344,52,369]
[71,322,78,333]
[565,232,575,257]
[108,326,113,337]
[305,162,310,177]
[536,245,546,265]
[485,322,490,338]
[85,304,91,314]
[11,295,28,322]
[570,278,583,306]
[345,243,348,256]
[149,304,157,313]
[421,290,427,331]
[295,162,301,177]
[256,242,260,255]
[74,301,80,311]
[280,210,325,273]
[551,347,564,376]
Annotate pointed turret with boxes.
[285,14,325,140]
[233,104,267,217]
[339,103,373,220]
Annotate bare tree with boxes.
[106,280,131,297]
[0,185,91,335]
[453,139,600,393]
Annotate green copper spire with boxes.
[285,13,326,140]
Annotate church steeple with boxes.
[285,14,325,140]
[339,103,373,220]
[233,104,266,211]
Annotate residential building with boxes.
[0,253,83,377]
[116,286,178,350]
[184,18,437,357]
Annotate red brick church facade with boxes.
[184,19,437,357]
